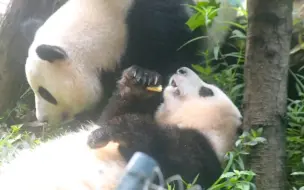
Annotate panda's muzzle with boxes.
[38,86,58,105]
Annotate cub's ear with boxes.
[36,44,68,63]
[199,86,214,97]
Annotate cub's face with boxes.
[163,67,218,103]
[156,67,242,128]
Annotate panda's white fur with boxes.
[0,125,127,190]
[24,0,241,125]
[155,67,242,161]
[0,67,241,190]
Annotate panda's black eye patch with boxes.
[199,86,214,97]
[36,44,67,63]
[38,86,58,105]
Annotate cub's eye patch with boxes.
[38,86,58,105]
[199,86,214,97]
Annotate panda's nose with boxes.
[177,68,187,75]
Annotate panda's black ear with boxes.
[199,86,214,97]
[36,44,68,63]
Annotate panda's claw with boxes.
[142,75,148,86]
[133,68,161,87]
[148,77,154,86]
[123,65,162,93]
[154,76,159,85]
[135,72,142,84]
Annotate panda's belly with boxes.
[0,127,126,190]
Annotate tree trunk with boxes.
[243,0,293,189]
[0,0,66,114]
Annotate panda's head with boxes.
[155,66,242,133]
[25,44,105,124]
[24,0,132,124]
[155,67,242,161]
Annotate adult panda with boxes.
[0,66,242,190]
[23,0,242,125]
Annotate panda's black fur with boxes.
[121,0,204,75]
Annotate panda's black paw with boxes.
[123,65,162,87]
[118,65,162,97]
[87,127,112,149]
[127,65,162,87]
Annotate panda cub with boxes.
[88,66,242,186]
[87,66,223,188]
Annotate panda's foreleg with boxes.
[98,65,163,122]
[88,113,158,160]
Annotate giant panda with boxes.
[0,66,242,190]
[23,0,243,126]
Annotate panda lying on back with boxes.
[0,66,241,190]
[86,66,227,188]
[88,66,242,164]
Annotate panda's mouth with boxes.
[169,78,180,96]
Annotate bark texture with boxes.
[243,0,293,189]
[0,0,66,114]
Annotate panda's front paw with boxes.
[87,127,112,149]
[119,65,162,97]
[128,65,162,87]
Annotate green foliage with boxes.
[185,0,220,31]
[287,41,304,189]
[287,95,304,189]
[0,87,33,126]
[0,88,38,166]
[290,12,304,56]
[0,123,40,167]
[208,129,266,190]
